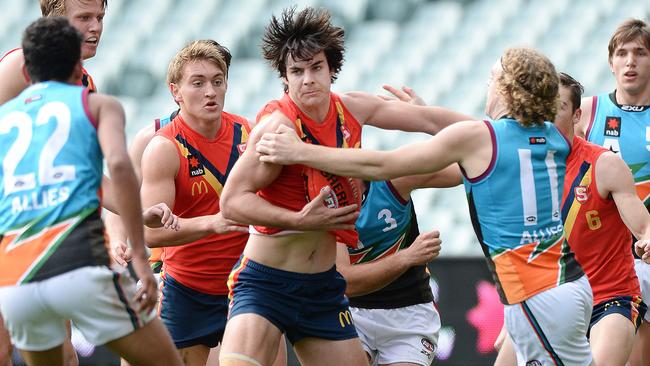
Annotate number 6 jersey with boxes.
[0,81,106,287]
[462,118,583,304]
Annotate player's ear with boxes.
[572,108,582,126]
[170,83,182,104]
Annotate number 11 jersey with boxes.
[462,118,583,304]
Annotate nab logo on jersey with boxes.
[188,155,205,177]
[529,137,546,145]
[604,117,621,137]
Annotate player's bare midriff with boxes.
[243,231,338,273]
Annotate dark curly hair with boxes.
[261,6,345,91]
[23,17,82,83]
[498,47,559,127]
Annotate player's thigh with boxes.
[589,313,635,366]
[493,332,517,366]
[220,313,283,366]
[628,321,650,366]
[293,337,368,366]
[19,346,64,366]
[505,277,593,366]
[105,318,182,366]
[177,344,210,366]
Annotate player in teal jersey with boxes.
[0,17,183,366]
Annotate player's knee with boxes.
[219,352,263,366]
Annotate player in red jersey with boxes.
[138,40,256,366]
[109,40,286,366]
[219,7,471,366]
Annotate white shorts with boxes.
[0,266,155,351]
[504,276,593,366]
[351,302,440,366]
[635,259,650,322]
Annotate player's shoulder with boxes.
[253,108,293,134]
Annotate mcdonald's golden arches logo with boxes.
[191,181,208,196]
[338,310,352,328]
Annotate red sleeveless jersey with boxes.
[562,136,640,305]
[254,92,362,246]
[156,112,250,295]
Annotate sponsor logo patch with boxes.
[621,104,647,112]
[574,186,589,203]
[421,338,435,352]
[526,361,542,366]
[529,137,546,145]
[188,154,205,177]
[604,116,621,137]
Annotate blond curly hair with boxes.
[497,48,559,127]
[40,0,107,17]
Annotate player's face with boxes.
[283,51,333,112]
[171,59,227,123]
[65,0,105,60]
[484,61,503,118]
[554,85,581,136]
[609,37,650,97]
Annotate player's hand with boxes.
[257,124,304,165]
[297,186,359,231]
[635,239,650,263]
[110,240,133,267]
[379,85,426,106]
[143,203,180,230]
[399,230,442,266]
[211,212,248,234]
[131,256,157,313]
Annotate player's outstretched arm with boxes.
[221,111,357,231]
[257,121,477,182]
[597,152,650,260]
[342,90,474,134]
[337,230,441,296]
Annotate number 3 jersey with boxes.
[462,118,583,304]
[585,92,650,206]
[0,82,106,287]
[562,136,640,305]
[348,180,433,309]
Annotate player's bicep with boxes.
[140,137,178,209]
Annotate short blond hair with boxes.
[167,40,228,85]
[40,0,107,17]
[498,47,559,127]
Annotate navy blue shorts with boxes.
[159,272,228,348]
[588,295,647,336]
[228,256,359,344]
